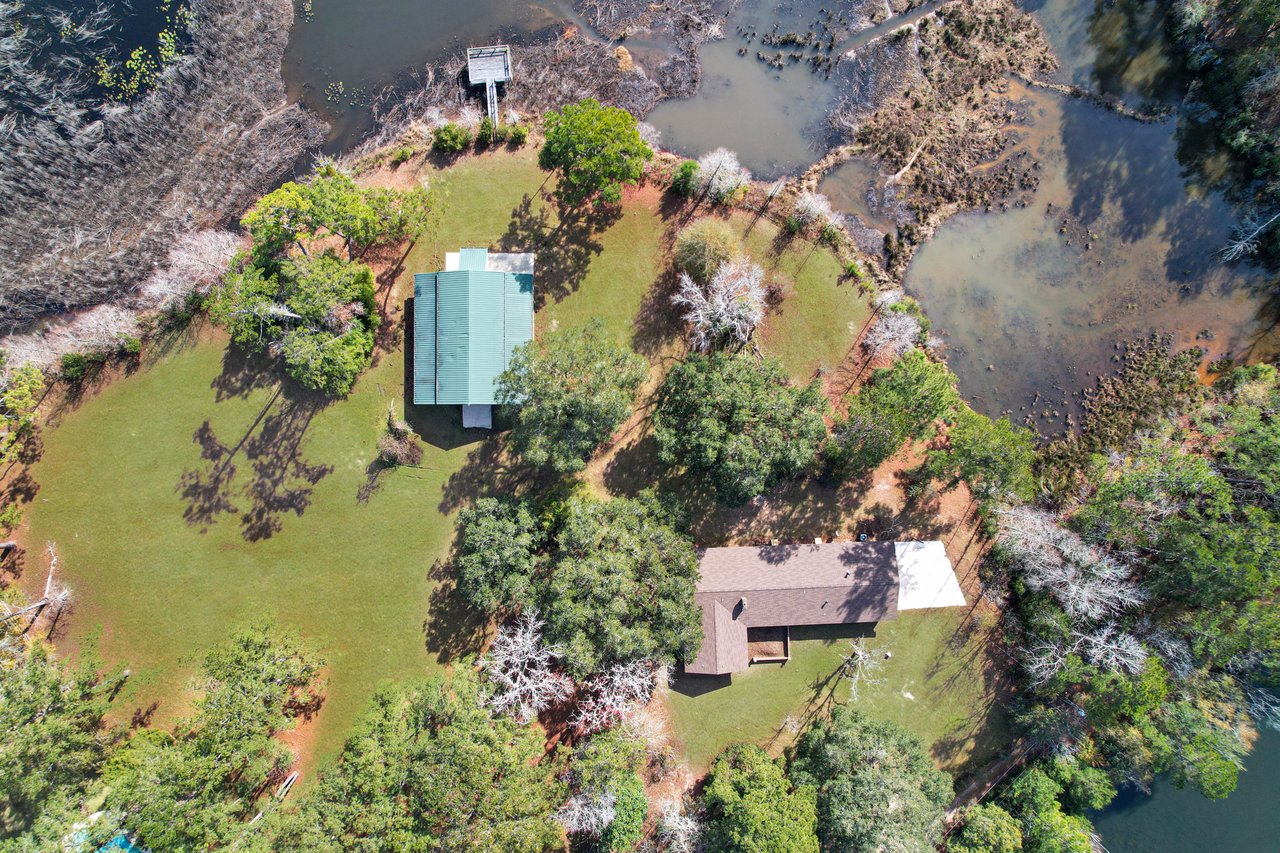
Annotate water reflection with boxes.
[1023,0,1187,107]
[902,81,1273,430]
[645,0,845,178]
[1091,731,1280,853]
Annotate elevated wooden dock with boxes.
[466,46,512,124]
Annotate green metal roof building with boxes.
[413,248,534,428]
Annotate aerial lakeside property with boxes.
[3,3,1278,843]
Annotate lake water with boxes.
[282,0,582,149]
[1092,730,1280,853]
[902,79,1273,430]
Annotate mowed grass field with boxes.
[20,145,1007,781]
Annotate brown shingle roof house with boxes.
[685,540,965,675]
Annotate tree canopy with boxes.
[454,496,547,615]
[453,490,703,677]
[703,744,819,853]
[539,99,652,206]
[212,167,435,396]
[824,348,958,479]
[106,622,323,850]
[922,408,1036,502]
[262,669,564,852]
[789,707,952,851]
[241,168,434,261]
[498,320,647,475]
[212,251,378,396]
[654,353,828,504]
[951,803,1023,853]
[541,493,702,677]
[0,642,125,847]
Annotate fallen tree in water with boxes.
[0,0,325,333]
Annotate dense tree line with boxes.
[0,622,322,851]
[1171,0,1280,263]
[953,359,1280,850]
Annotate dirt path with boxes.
[945,738,1036,825]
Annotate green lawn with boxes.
[24,330,471,774]
[741,214,870,383]
[663,610,1012,778]
[19,148,666,775]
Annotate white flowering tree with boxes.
[697,148,750,203]
[672,258,766,351]
[479,611,573,723]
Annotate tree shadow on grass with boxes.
[211,344,277,403]
[177,363,335,541]
[424,558,489,664]
[632,267,684,358]
[496,192,620,308]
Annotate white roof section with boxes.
[895,541,966,610]
[444,251,534,275]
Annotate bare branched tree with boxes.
[672,259,766,351]
[571,660,659,734]
[795,191,840,228]
[1080,625,1148,674]
[480,611,574,723]
[861,311,922,358]
[873,289,905,311]
[839,639,886,701]
[557,791,617,837]
[998,506,1147,622]
[656,798,703,853]
[1221,209,1280,262]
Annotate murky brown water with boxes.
[645,0,945,178]
[903,80,1275,430]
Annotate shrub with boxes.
[433,123,472,153]
[670,160,699,197]
[820,222,841,245]
[59,352,89,382]
[0,503,22,533]
[118,334,143,356]
[784,215,803,234]
[476,117,495,147]
[673,219,743,284]
[600,774,647,852]
[507,124,530,146]
[390,145,414,164]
